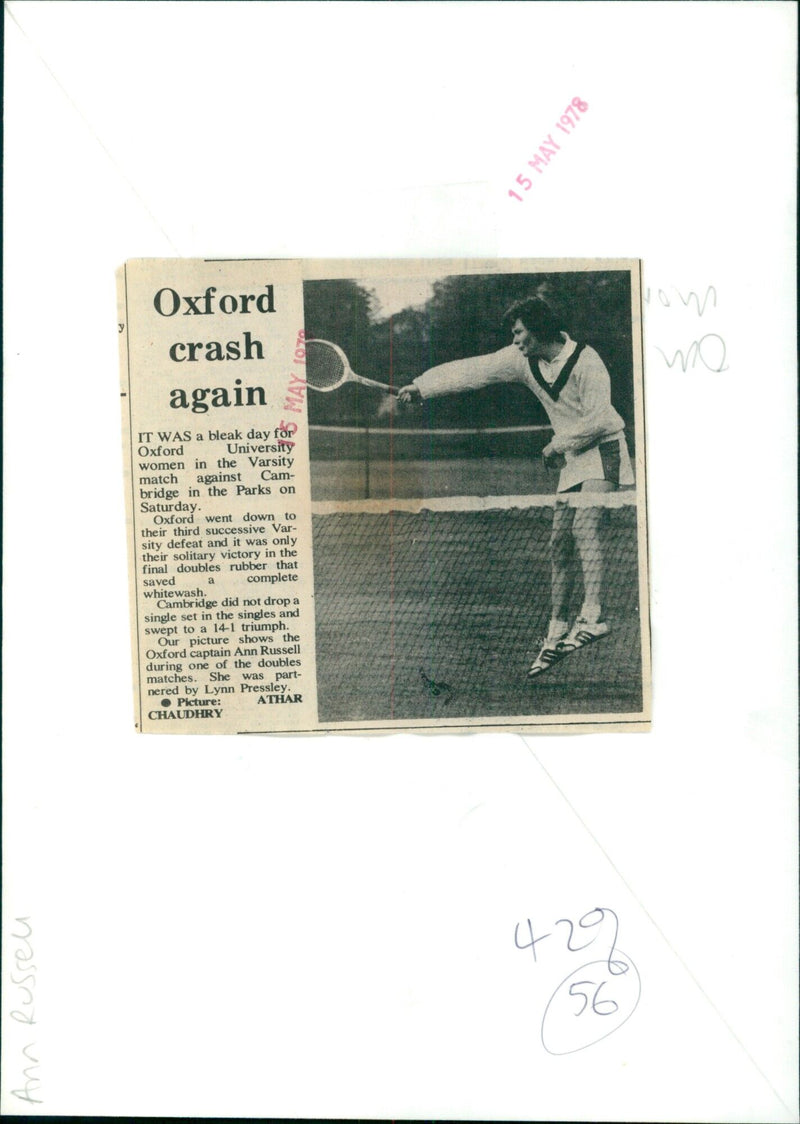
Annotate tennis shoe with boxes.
[527,637,569,680]
[557,618,611,653]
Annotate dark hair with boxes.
[503,297,565,343]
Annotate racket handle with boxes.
[354,374,399,395]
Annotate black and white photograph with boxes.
[304,260,650,731]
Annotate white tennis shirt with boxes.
[412,333,625,455]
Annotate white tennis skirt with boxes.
[557,432,635,493]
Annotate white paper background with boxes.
[3,2,797,1120]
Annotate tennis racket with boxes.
[305,339,398,396]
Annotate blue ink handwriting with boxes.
[514,905,640,1054]
[541,954,641,1055]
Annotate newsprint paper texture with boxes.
[119,258,650,735]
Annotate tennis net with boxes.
[310,424,559,501]
[311,494,644,725]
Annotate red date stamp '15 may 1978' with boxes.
[508,97,590,201]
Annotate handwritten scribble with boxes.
[540,952,641,1056]
[515,918,552,961]
[9,917,42,1103]
[646,284,728,373]
[554,906,628,975]
[644,285,717,316]
[655,333,728,373]
[12,1042,42,1105]
[675,285,717,316]
[516,906,626,973]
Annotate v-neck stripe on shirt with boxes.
[528,342,586,402]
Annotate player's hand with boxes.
[543,442,566,470]
[397,383,422,407]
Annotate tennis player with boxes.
[397,297,634,679]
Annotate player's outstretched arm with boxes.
[414,346,526,399]
[398,347,525,407]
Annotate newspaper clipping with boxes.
[119,258,650,735]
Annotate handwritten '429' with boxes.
[515,905,626,974]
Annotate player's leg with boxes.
[560,433,632,650]
[559,478,615,651]
[573,478,615,622]
[549,500,576,638]
[527,501,575,678]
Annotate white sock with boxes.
[578,604,602,624]
[547,618,569,640]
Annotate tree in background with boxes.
[303,279,378,426]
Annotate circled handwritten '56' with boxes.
[541,952,641,1055]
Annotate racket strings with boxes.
[306,341,347,390]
